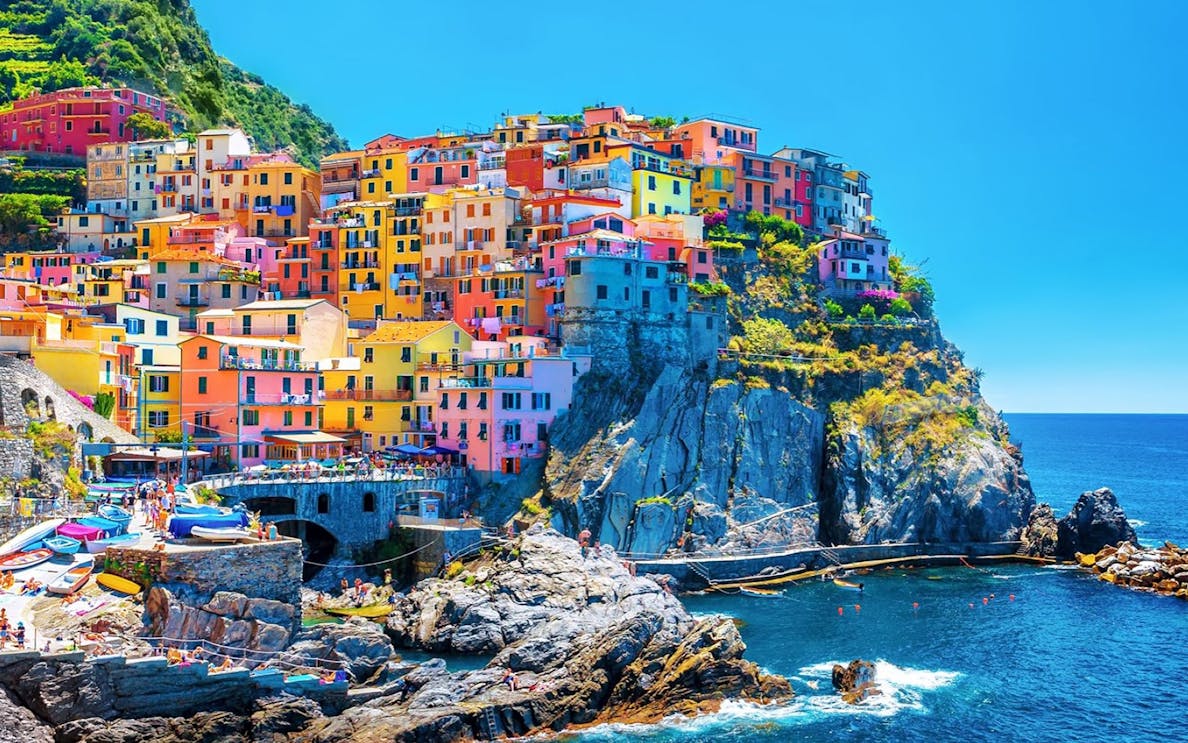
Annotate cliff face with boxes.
[546,366,824,555]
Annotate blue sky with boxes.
[192,0,1188,413]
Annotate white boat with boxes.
[0,518,65,557]
[190,526,257,543]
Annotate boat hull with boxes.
[0,519,66,557]
[0,547,54,571]
[96,572,141,595]
[190,526,256,543]
[48,564,93,595]
[324,604,395,619]
[833,578,864,591]
[43,536,82,555]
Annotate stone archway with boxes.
[271,519,339,581]
[78,422,93,441]
[21,389,40,419]
[43,396,56,421]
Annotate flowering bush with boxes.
[703,210,728,229]
[856,289,900,302]
[67,389,94,409]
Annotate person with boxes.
[215,656,235,672]
[267,523,278,541]
[14,621,25,649]
[340,578,349,596]
[442,550,453,567]
[333,668,349,684]
[501,667,518,691]
[383,568,392,587]
[0,611,8,649]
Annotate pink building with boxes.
[672,118,758,165]
[1,86,167,155]
[406,145,479,193]
[4,251,100,287]
[434,338,585,476]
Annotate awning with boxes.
[388,443,425,455]
[264,431,347,445]
[106,447,211,461]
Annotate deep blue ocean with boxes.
[572,414,1188,742]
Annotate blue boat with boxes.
[84,532,143,554]
[175,503,226,516]
[79,516,120,538]
[97,504,133,534]
[42,535,82,555]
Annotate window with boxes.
[401,347,411,363]
[478,392,488,410]
[672,180,681,195]
[362,492,375,512]
[283,410,293,426]
[364,347,373,363]
[697,251,708,264]
[317,494,329,514]
[568,260,582,276]
[503,422,521,442]
[259,173,269,186]
[284,172,293,185]
[148,410,169,428]
[482,203,491,217]
[196,346,208,359]
[596,284,608,300]
[501,392,522,410]
[440,393,449,410]
[221,284,231,299]
[531,392,552,410]
[242,315,252,335]
[479,422,488,440]
[156,262,166,274]
[155,320,168,336]
[197,377,207,394]
[286,314,297,335]
[242,409,259,426]
[123,318,145,334]
[410,167,419,181]
[648,175,656,191]
[148,375,169,392]
[440,421,449,439]
[460,165,470,178]
[624,263,632,276]
[645,266,659,279]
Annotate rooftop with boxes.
[364,320,455,344]
[235,298,326,311]
[182,334,304,350]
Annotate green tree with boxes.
[650,116,677,128]
[858,304,877,321]
[825,299,845,319]
[125,111,170,139]
[0,194,51,234]
[92,391,115,419]
[743,210,804,244]
[741,317,796,355]
[889,297,913,317]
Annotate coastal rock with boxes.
[831,659,880,704]
[0,686,53,743]
[1020,503,1060,557]
[821,402,1035,545]
[146,587,292,656]
[1055,488,1137,559]
[277,618,395,682]
[10,658,116,725]
[249,694,325,740]
[55,711,248,742]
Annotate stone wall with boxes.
[106,540,303,611]
[402,524,483,581]
[0,356,136,444]
[0,438,34,480]
[559,309,692,376]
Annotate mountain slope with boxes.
[0,0,346,166]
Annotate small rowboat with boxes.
[43,535,82,555]
[739,586,781,597]
[85,532,143,554]
[191,526,256,543]
[0,547,54,571]
[96,504,133,534]
[48,562,93,595]
[0,518,65,557]
[96,572,141,595]
[323,604,395,619]
[833,578,865,592]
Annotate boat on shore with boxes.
[191,526,256,543]
[0,518,65,557]
[833,578,865,591]
[85,532,143,554]
[43,535,82,555]
[0,547,54,571]
[95,572,141,595]
[96,504,133,534]
[48,561,93,595]
[176,502,228,516]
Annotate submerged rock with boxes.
[831,659,881,704]
[1055,488,1137,559]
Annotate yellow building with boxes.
[33,316,139,433]
[241,157,321,242]
[320,320,471,452]
[72,259,150,306]
[321,197,424,321]
[134,213,194,258]
[139,365,181,441]
[358,148,409,202]
[692,164,736,212]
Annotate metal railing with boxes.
[200,465,467,489]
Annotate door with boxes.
[245,376,256,404]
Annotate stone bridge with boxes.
[205,470,469,558]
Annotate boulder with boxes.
[0,687,52,743]
[202,591,247,618]
[831,659,880,704]
[1056,488,1137,559]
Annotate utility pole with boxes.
[180,420,190,484]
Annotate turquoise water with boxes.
[575,414,1188,742]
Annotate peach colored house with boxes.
[672,118,759,165]
[434,337,587,477]
[193,298,348,361]
[178,334,337,468]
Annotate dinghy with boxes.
[190,526,256,543]
[0,547,54,571]
[43,535,82,555]
[0,518,65,556]
[85,532,144,554]
[48,561,93,595]
[833,578,864,591]
[95,572,141,595]
[324,604,395,619]
[96,504,133,534]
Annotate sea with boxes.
[571,414,1188,743]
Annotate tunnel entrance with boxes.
[273,519,338,581]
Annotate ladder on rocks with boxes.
[480,706,502,740]
[818,547,842,566]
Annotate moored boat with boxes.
[323,604,395,619]
[0,547,54,571]
[833,578,865,591]
[84,532,144,554]
[175,502,228,516]
[43,535,82,555]
[96,504,133,534]
[0,518,66,557]
[48,561,93,595]
[190,526,256,543]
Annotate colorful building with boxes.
[145,249,259,328]
[1,86,167,155]
[193,298,347,362]
[33,316,139,432]
[3,250,99,287]
[671,118,759,165]
[816,229,892,297]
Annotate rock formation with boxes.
[1055,488,1137,559]
[831,659,880,704]
[1075,540,1188,598]
[145,587,295,655]
[1019,503,1060,557]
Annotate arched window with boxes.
[362,492,375,513]
[317,493,329,514]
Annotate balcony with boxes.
[361,168,382,178]
[716,136,755,150]
[389,206,422,217]
[741,168,778,181]
[772,197,800,209]
[341,260,380,269]
[219,355,318,372]
[176,296,210,307]
[478,159,505,170]
[345,281,381,292]
[322,389,412,401]
[401,420,436,433]
[440,376,532,390]
[242,393,321,406]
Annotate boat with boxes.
[175,503,227,516]
[0,518,66,557]
[833,578,865,591]
[48,561,93,595]
[43,535,82,555]
[190,526,256,543]
[84,532,144,554]
[323,604,395,619]
[739,586,781,597]
[95,572,141,595]
[0,547,55,571]
[96,504,133,534]
[168,512,248,538]
[78,516,120,538]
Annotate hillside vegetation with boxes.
[0,0,347,166]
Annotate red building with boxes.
[505,144,545,191]
[1,86,167,155]
[307,224,340,304]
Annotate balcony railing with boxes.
[341,260,380,269]
[322,389,412,401]
[176,296,209,307]
[440,376,532,390]
[242,393,321,406]
[742,168,778,181]
[361,168,382,178]
[219,355,318,372]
